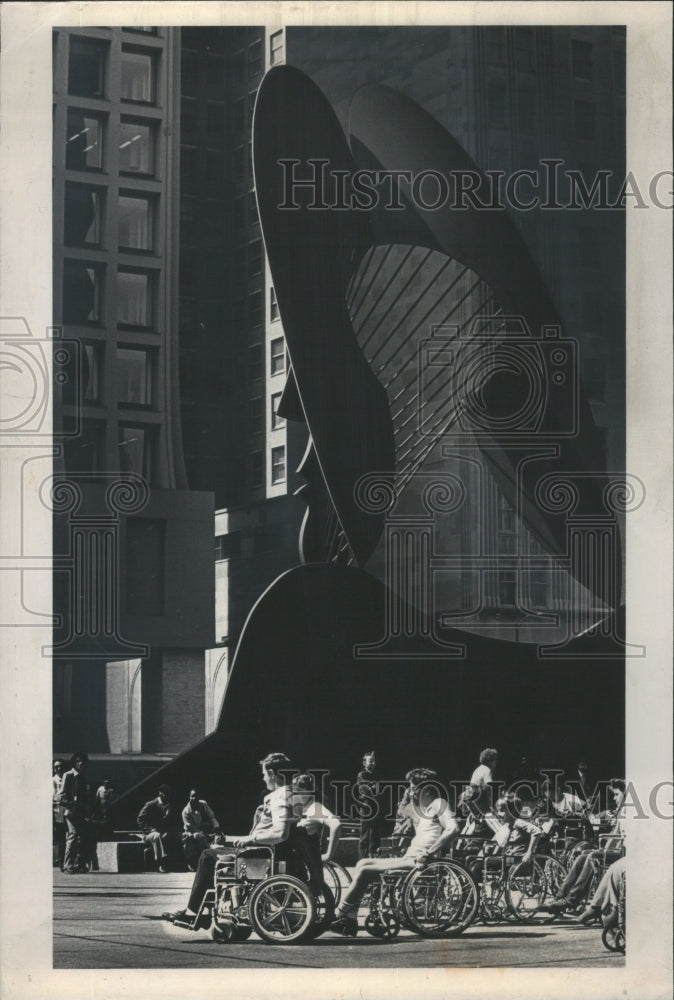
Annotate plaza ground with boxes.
[53,870,624,969]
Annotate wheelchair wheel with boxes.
[602,926,625,953]
[306,882,336,940]
[322,861,352,908]
[210,920,234,942]
[401,861,479,938]
[506,856,567,923]
[248,875,316,944]
[364,913,400,939]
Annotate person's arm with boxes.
[320,816,341,861]
[203,801,220,832]
[235,793,291,847]
[181,804,194,834]
[516,818,543,861]
[137,800,156,833]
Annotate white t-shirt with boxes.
[297,800,337,838]
[489,816,540,849]
[555,792,585,817]
[405,798,457,859]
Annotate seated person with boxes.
[181,789,221,871]
[480,792,543,860]
[330,768,459,936]
[545,782,587,818]
[163,752,293,926]
[137,784,178,873]
[290,773,341,888]
[574,855,626,928]
[538,779,626,914]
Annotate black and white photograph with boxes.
[0,3,671,999]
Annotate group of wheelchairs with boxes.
[170,813,624,950]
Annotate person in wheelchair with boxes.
[574,855,626,927]
[290,773,342,875]
[162,752,294,927]
[481,792,543,861]
[537,779,626,915]
[330,768,459,936]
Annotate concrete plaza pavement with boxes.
[53,870,624,970]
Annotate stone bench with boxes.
[96,834,147,873]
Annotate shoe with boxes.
[158,862,169,873]
[330,915,358,937]
[62,867,82,874]
[162,909,195,927]
[574,906,601,925]
[537,899,569,914]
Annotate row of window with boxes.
[482,29,625,93]
[247,338,285,381]
[66,108,157,175]
[72,342,155,407]
[68,36,159,103]
[64,183,155,251]
[248,445,286,488]
[487,88,608,143]
[63,418,157,481]
[247,392,286,434]
[62,261,155,328]
[182,38,264,95]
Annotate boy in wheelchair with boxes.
[163,752,296,927]
[330,768,459,937]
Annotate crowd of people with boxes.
[53,744,626,940]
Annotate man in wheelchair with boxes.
[163,752,296,927]
[330,768,459,937]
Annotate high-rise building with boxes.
[52,26,214,781]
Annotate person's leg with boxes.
[63,815,79,872]
[187,848,220,913]
[565,853,597,905]
[144,831,163,862]
[335,858,414,918]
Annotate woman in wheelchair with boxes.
[162,751,295,926]
[330,768,459,937]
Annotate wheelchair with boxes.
[362,857,479,939]
[188,840,335,945]
[601,870,626,954]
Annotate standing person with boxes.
[95,778,117,825]
[460,747,499,833]
[61,752,91,873]
[181,789,221,871]
[163,752,294,926]
[331,768,459,936]
[137,784,177,873]
[52,760,67,870]
[355,751,380,859]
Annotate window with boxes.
[248,289,263,326]
[66,111,103,170]
[116,347,152,405]
[270,30,284,65]
[574,100,596,142]
[571,39,593,81]
[119,119,154,173]
[498,571,517,607]
[118,425,153,480]
[81,343,102,402]
[207,54,225,88]
[271,391,285,429]
[62,261,100,324]
[248,395,264,434]
[215,532,241,560]
[121,49,155,102]
[68,37,106,97]
[63,418,104,472]
[270,286,279,321]
[248,239,262,275]
[207,149,224,187]
[248,39,263,76]
[117,269,151,327]
[249,343,263,381]
[118,194,153,250]
[487,82,507,128]
[270,336,285,376]
[250,450,263,488]
[64,184,102,246]
[233,49,245,84]
[271,445,286,484]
